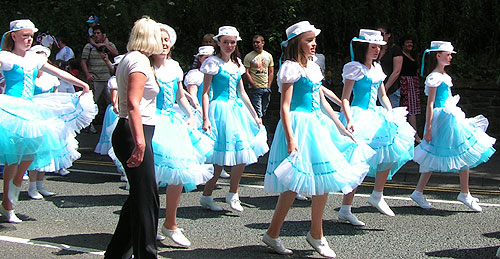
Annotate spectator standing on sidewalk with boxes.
[81,25,118,133]
[244,34,274,118]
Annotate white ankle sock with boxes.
[36,181,44,190]
[371,191,383,199]
[226,192,239,200]
[201,195,213,202]
[413,190,423,195]
[29,181,37,192]
[340,205,352,213]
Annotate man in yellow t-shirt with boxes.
[243,35,274,118]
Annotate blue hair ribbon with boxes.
[349,36,366,61]
[279,32,298,69]
[420,46,442,76]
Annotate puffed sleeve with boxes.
[184,69,203,86]
[277,61,302,92]
[174,61,184,82]
[278,61,302,84]
[425,72,443,88]
[0,51,13,71]
[342,61,365,82]
[237,58,246,75]
[200,56,220,75]
[107,76,118,90]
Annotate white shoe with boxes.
[58,168,70,176]
[38,188,55,197]
[28,189,43,200]
[457,193,482,212]
[220,170,230,178]
[226,193,243,212]
[296,194,309,201]
[410,191,432,209]
[156,234,166,241]
[8,180,21,206]
[161,226,191,248]
[120,175,128,182]
[125,182,130,190]
[368,194,395,216]
[22,174,29,181]
[262,233,293,255]
[200,196,223,211]
[306,232,336,258]
[0,205,22,223]
[338,210,365,226]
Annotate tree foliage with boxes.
[1,0,499,82]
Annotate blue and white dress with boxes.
[0,51,96,171]
[95,76,119,155]
[152,59,213,191]
[413,72,496,172]
[339,61,415,180]
[200,56,268,166]
[264,60,372,196]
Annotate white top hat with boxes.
[29,45,51,57]
[352,29,387,45]
[112,54,125,66]
[195,46,214,57]
[157,23,177,46]
[282,21,320,47]
[6,19,38,34]
[213,26,242,41]
[428,41,456,53]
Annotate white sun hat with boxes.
[112,54,125,66]
[29,45,51,57]
[282,21,321,47]
[6,19,38,34]
[157,23,177,46]
[420,41,457,76]
[349,29,387,61]
[427,41,456,53]
[213,26,242,41]
[352,29,387,45]
[195,46,214,57]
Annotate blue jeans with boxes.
[248,87,271,118]
[389,88,400,108]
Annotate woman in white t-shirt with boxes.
[104,17,163,259]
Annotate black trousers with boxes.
[105,118,159,259]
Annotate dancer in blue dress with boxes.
[94,55,127,183]
[185,46,232,179]
[0,20,93,223]
[339,29,415,218]
[152,24,213,248]
[410,41,496,212]
[263,21,369,258]
[95,55,122,156]
[199,26,268,212]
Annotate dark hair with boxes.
[399,34,417,57]
[214,36,241,67]
[253,35,264,42]
[352,41,372,65]
[424,51,442,76]
[376,24,393,45]
[283,36,300,63]
[93,25,104,33]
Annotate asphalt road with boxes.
[0,132,499,258]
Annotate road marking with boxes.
[0,235,104,256]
